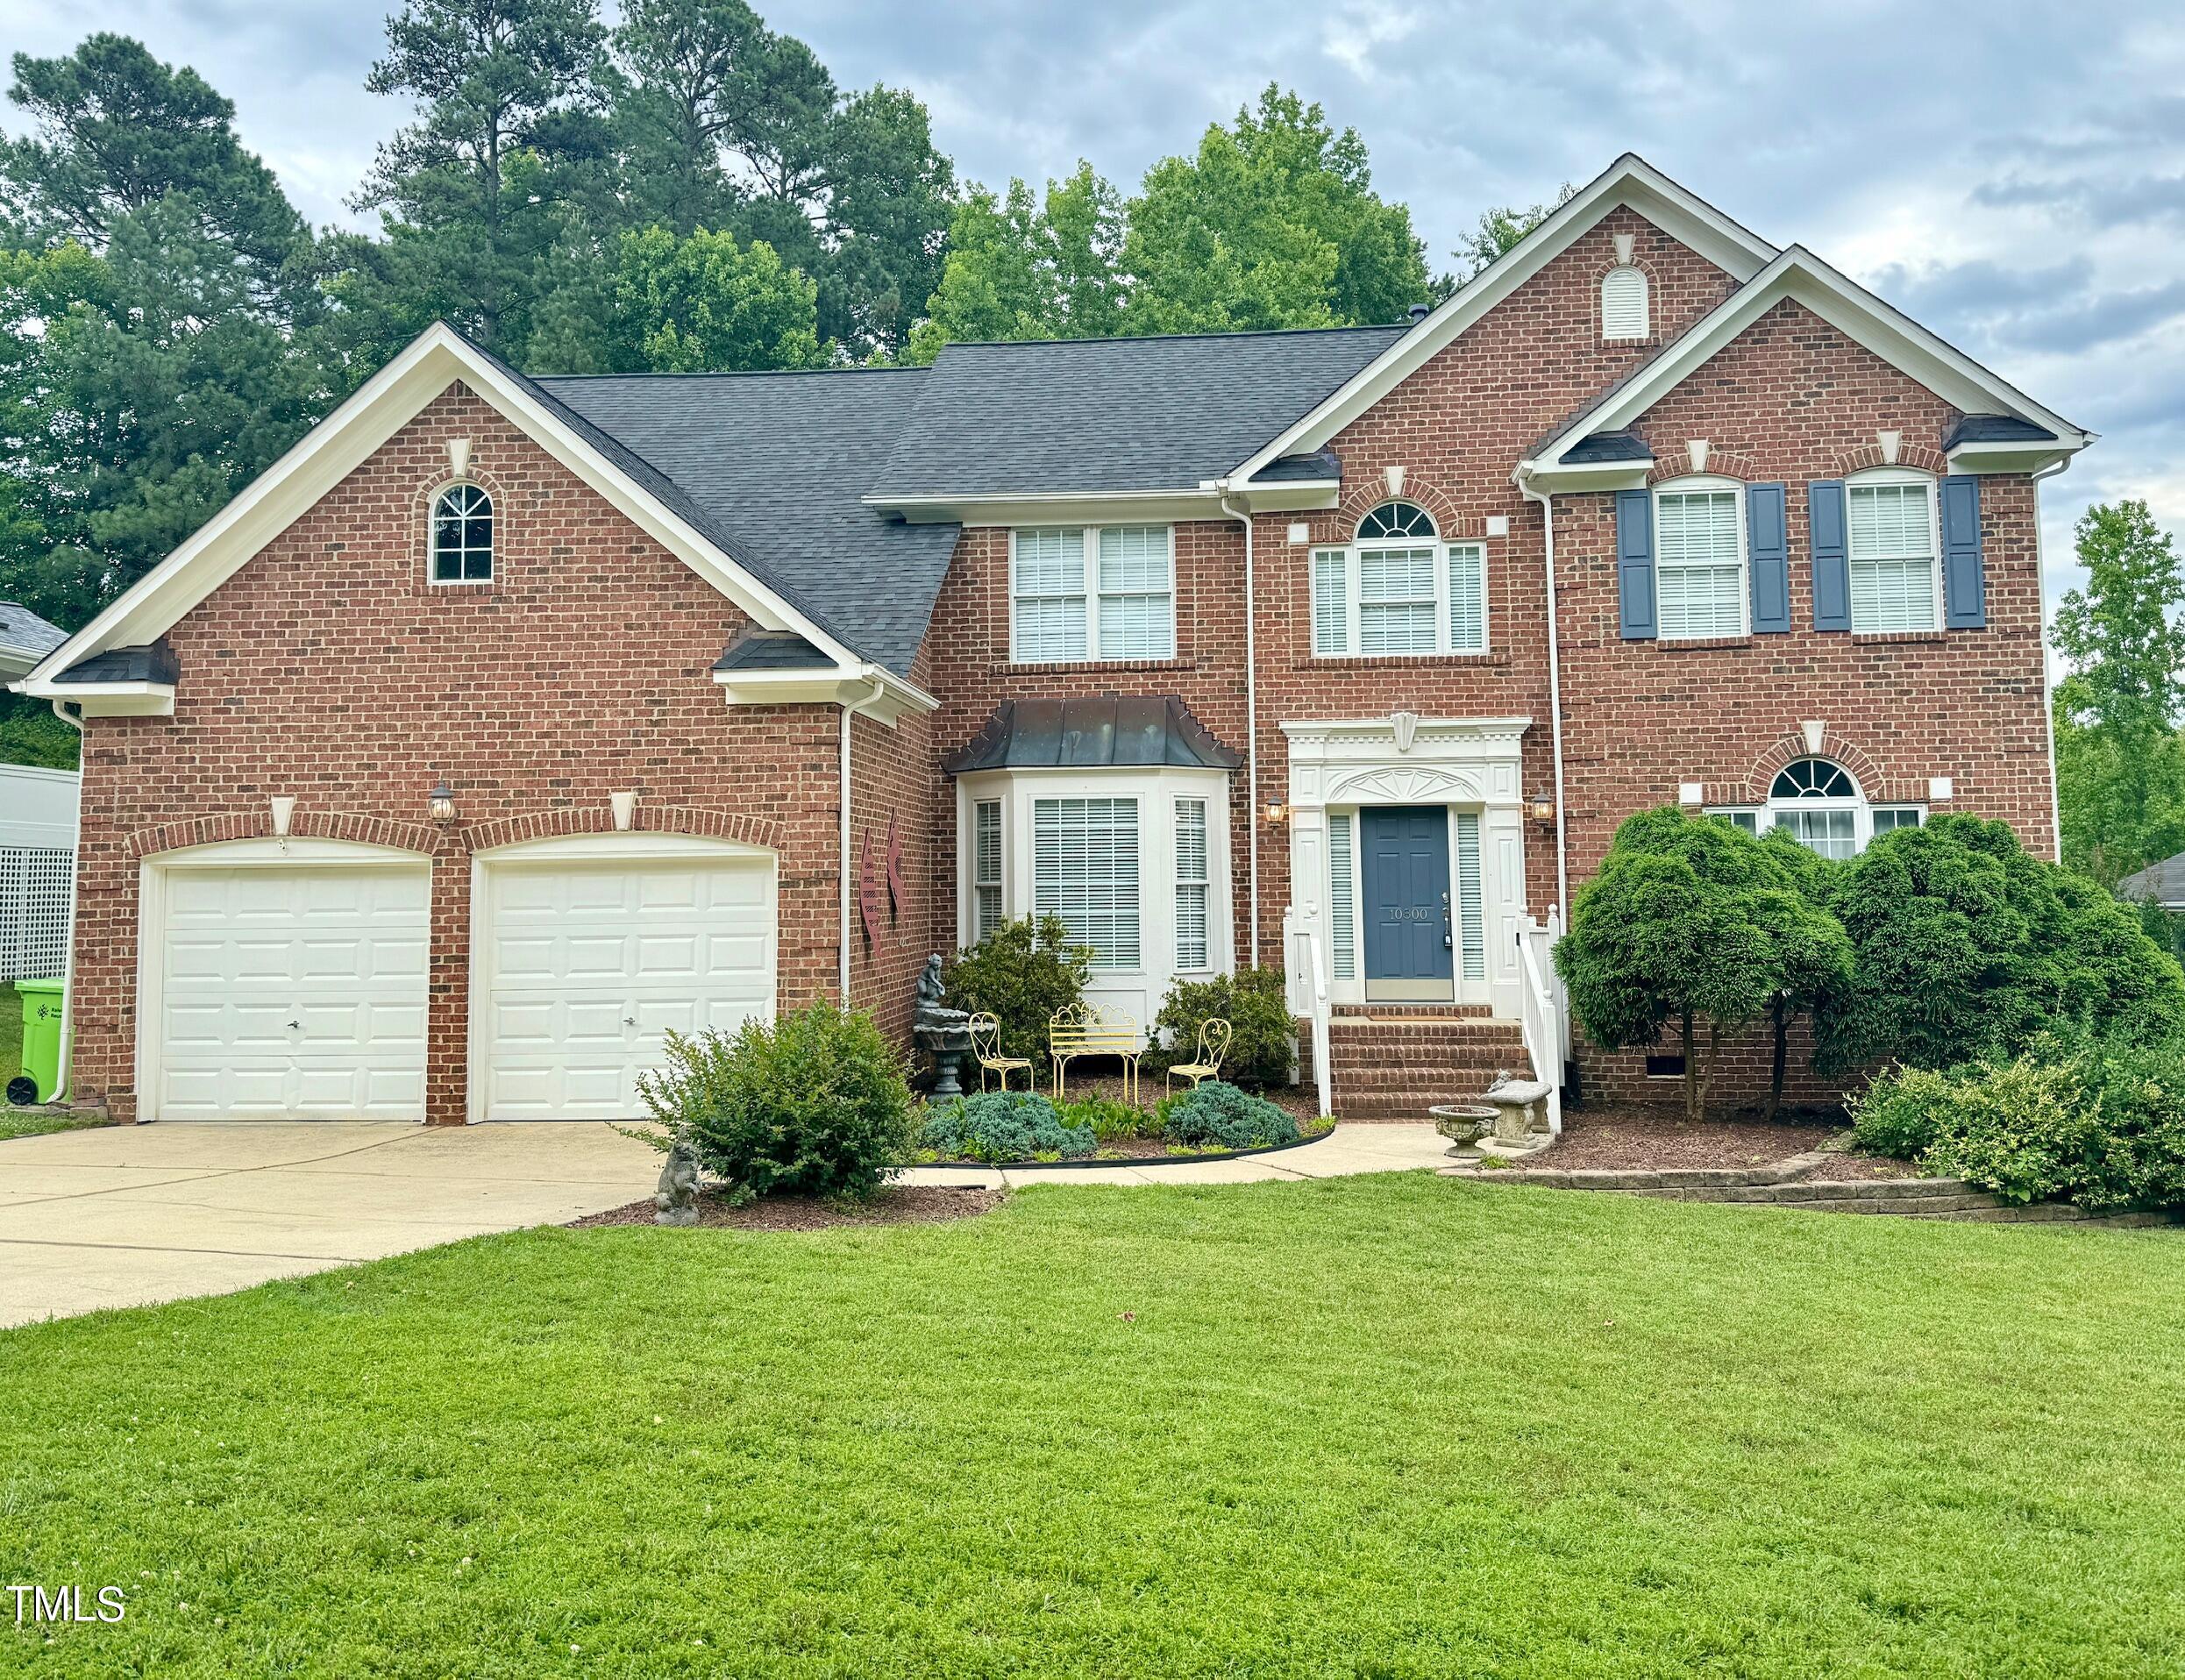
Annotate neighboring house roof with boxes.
[870,327,1405,499]
[945,697,1245,773]
[2117,853,2185,908]
[538,366,957,678]
[0,602,67,678]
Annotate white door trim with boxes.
[466,830,779,1123]
[134,837,433,1124]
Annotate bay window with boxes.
[1034,796,1141,969]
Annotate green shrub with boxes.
[1846,1065,1955,1158]
[943,915,1090,1064]
[919,1089,1095,1163]
[1149,967,1296,1090]
[1923,1050,2104,1206]
[1159,1080,1299,1150]
[636,999,915,1202]
[1055,1095,1150,1143]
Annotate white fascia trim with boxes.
[863,488,1218,527]
[18,680,175,716]
[1511,460,1652,495]
[1230,155,1780,484]
[1946,438,2083,477]
[1524,247,2093,475]
[23,323,864,690]
[711,660,934,726]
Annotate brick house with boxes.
[14,156,2088,1125]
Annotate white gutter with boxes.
[1517,477,1571,918]
[2032,456,2075,865]
[46,699,84,1107]
[839,668,889,1000]
[1217,491,1261,966]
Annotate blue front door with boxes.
[1360,806,1452,998]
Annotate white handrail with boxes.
[1514,908,1566,1135]
[1284,908,1334,1121]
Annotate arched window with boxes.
[1311,501,1488,658]
[1712,756,1924,857]
[431,483,494,583]
[1356,501,1436,541]
[1603,266,1649,341]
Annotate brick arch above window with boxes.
[1327,478,1474,537]
[1823,440,1948,478]
[130,808,449,861]
[1735,730,1929,807]
[461,802,783,858]
[1644,445,1768,486]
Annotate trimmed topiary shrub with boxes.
[1158,1079,1299,1150]
[1149,966,1295,1090]
[636,999,915,1203]
[943,915,1091,1064]
[919,1089,1095,1163]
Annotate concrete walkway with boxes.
[0,1121,1455,1328]
[899,1122,1453,1189]
[0,1121,660,1328]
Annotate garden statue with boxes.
[654,1141,701,1227]
[912,952,973,1099]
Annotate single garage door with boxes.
[478,851,775,1121]
[154,859,431,1121]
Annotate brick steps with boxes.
[1321,1012,1531,1121]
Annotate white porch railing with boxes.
[1283,906,1334,1121]
[1514,907,1568,1135]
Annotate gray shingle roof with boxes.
[712,629,833,672]
[872,326,1407,498]
[2117,852,2185,908]
[532,361,957,680]
[1562,430,1654,464]
[1944,414,2058,450]
[0,601,66,658]
[59,641,178,685]
[1251,449,1342,483]
[944,697,1243,773]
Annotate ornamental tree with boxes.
[1555,807,1850,1120]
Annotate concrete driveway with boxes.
[0,1121,661,1328]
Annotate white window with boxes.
[1847,473,1940,633]
[1034,796,1140,968]
[1653,479,1745,640]
[972,800,1002,942]
[1709,758,1924,857]
[1603,266,1649,341]
[1011,526,1173,662]
[1174,798,1209,971]
[431,483,493,583]
[1310,502,1489,658]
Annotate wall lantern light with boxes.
[1527,788,1556,826]
[1263,802,1290,824]
[429,780,459,825]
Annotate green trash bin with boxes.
[11,978,64,1107]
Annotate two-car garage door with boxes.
[144,838,776,1122]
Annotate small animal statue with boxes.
[654,1141,701,1227]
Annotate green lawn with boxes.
[4,1176,2183,1676]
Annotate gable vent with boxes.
[1603,266,1650,342]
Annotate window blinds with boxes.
[1174,798,1208,971]
[1847,482,1938,632]
[1655,489,1742,639]
[1033,797,1140,968]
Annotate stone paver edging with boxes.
[900,1122,1453,1188]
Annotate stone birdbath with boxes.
[911,952,973,1100]
[1429,1103,1497,1157]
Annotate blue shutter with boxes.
[1747,481,1790,633]
[1941,474,1986,630]
[1616,488,1655,640]
[1809,480,1849,631]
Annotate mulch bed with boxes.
[572,1185,1007,1232]
[1545,1102,1918,1178]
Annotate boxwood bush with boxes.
[1158,1079,1299,1150]
[636,999,915,1203]
[919,1089,1096,1163]
[1149,967,1295,1090]
[943,915,1091,1064]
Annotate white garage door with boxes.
[154,862,431,1121]
[479,852,775,1121]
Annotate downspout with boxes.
[1217,491,1261,966]
[2031,457,2072,865]
[46,699,84,1107]
[839,668,888,1002]
[1517,476,1571,917]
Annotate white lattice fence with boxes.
[0,847,73,982]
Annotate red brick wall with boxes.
[69,386,865,1124]
[849,641,937,1043]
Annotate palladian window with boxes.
[1709,757,1924,858]
[1311,501,1488,658]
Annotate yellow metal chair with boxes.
[1164,1018,1234,1092]
[968,1011,1033,1093]
[1049,1002,1145,1104]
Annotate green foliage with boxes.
[942,915,1090,1064]
[1555,807,1853,1118]
[0,692,78,768]
[1818,813,2185,1072]
[1857,1035,2185,1211]
[636,996,914,1201]
[1053,1095,1149,1143]
[918,1088,1093,1163]
[1446,182,1576,284]
[905,164,1124,363]
[540,222,822,372]
[2052,500,2185,886]
[1157,1079,1299,1150]
[1148,966,1293,1090]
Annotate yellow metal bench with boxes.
[1049,1002,1145,1105]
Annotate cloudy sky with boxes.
[3,0,2181,618]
